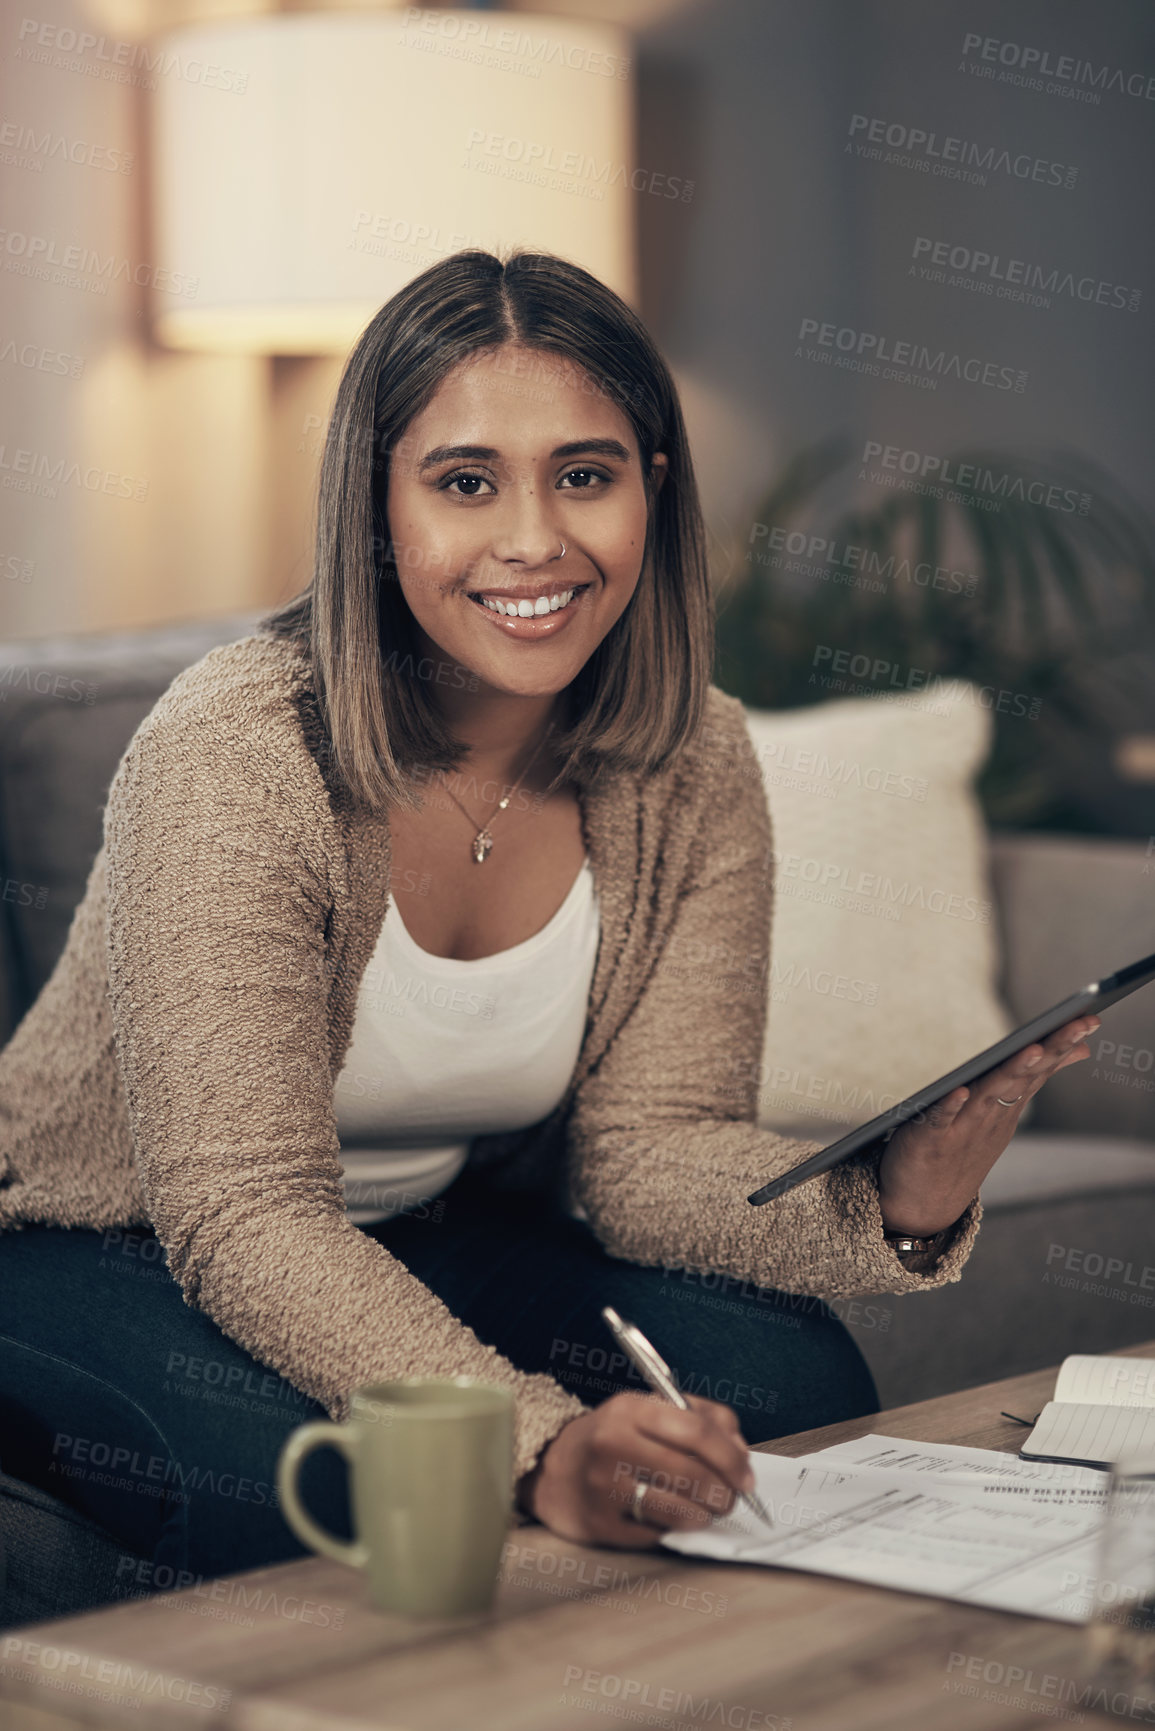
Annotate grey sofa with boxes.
[0,613,1153,1629]
[849,828,1155,1404]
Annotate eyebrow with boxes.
[418,438,632,472]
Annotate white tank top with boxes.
[333,858,600,1223]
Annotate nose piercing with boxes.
[557,539,566,560]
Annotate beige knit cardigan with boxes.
[0,631,981,1483]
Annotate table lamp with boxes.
[148,8,637,354]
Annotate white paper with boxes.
[1023,1401,1155,1468]
[1054,1355,1155,1408]
[661,1439,1106,1622]
[801,1434,1107,1504]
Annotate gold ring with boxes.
[995,1094,1024,1107]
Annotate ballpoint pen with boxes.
[600,1304,774,1529]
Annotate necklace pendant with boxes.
[472,830,494,864]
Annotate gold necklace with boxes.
[438,725,554,863]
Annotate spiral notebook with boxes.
[1020,1355,1155,1469]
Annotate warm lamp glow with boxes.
[149,10,637,354]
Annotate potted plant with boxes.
[713,439,1155,835]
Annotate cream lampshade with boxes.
[149,9,637,354]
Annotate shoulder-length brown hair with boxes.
[259,247,714,814]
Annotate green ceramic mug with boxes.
[276,1376,514,1616]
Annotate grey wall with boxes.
[636,0,1155,538]
[0,4,276,640]
[630,0,1155,837]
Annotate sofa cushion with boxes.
[854,1161,1155,1408]
[979,1132,1155,1209]
[0,1471,148,1630]
[987,831,1155,1141]
[0,612,265,1041]
[742,687,1013,1134]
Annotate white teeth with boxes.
[479,588,575,618]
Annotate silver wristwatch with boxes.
[883,1228,947,1254]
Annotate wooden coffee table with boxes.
[2,1343,1151,1731]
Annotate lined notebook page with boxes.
[1053,1355,1155,1408]
[1022,1401,1155,1468]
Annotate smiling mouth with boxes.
[467,584,591,619]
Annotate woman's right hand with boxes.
[517,1392,756,1548]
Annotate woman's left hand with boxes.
[876,1014,1101,1237]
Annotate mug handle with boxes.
[277,1422,370,1570]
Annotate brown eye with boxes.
[560,468,609,489]
[439,471,493,497]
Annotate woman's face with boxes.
[384,343,667,702]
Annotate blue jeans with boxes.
[0,1169,878,1584]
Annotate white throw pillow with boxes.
[741,685,1014,1136]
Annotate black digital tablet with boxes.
[747,950,1155,1207]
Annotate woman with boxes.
[0,249,1095,1590]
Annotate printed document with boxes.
[661,1436,1106,1622]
